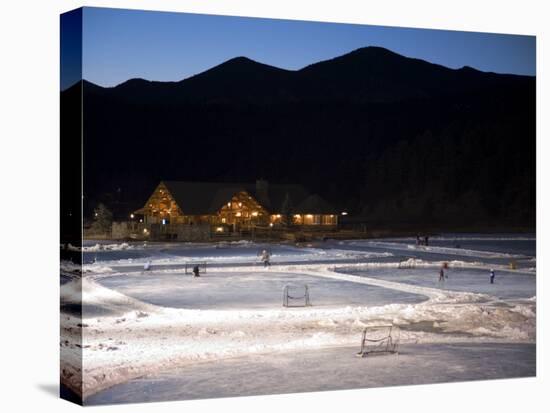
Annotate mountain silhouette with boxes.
[62,46,535,229]
[80,46,532,104]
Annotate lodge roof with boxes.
[156,180,336,215]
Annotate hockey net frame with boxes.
[356,324,400,357]
[185,262,207,274]
[283,284,311,307]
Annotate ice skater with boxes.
[261,249,271,268]
[143,260,152,271]
[490,269,495,284]
[438,267,445,282]
[193,264,200,277]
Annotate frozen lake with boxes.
[341,267,536,300]
[335,238,535,269]
[82,240,393,266]
[376,234,536,256]
[80,234,536,273]
[97,270,426,311]
[61,233,537,404]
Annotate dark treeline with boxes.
[63,47,535,229]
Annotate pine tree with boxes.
[91,203,113,234]
[280,193,294,227]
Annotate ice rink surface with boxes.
[61,233,536,404]
[87,342,536,405]
[342,267,535,300]
[98,270,426,310]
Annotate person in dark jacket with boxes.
[193,264,200,277]
[490,269,495,284]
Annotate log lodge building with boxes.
[122,180,338,241]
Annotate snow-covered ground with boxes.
[86,342,536,405]
[60,234,536,404]
[81,240,393,267]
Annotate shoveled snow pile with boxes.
[98,249,394,268]
[83,243,133,252]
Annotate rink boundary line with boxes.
[89,260,536,278]
[291,268,446,300]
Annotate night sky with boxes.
[61,7,535,90]
[60,8,82,91]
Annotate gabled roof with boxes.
[162,181,248,215]
[152,180,336,215]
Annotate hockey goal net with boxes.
[185,262,207,274]
[283,284,311,307]
[356,324,400,357]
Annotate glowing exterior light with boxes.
[130,213,134,219]
[341,211,348,216]
[143,228,148,234]
[269,223,274,227]
[227,202,231,207]
[162,219,166,225]
[236,212,242,217]
[252,211,258,217]
[139,219,143,223]
[238,202,242,207]
[215,226,224,232]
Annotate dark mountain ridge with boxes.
[62,46,535,228]
[80,46,533,104]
